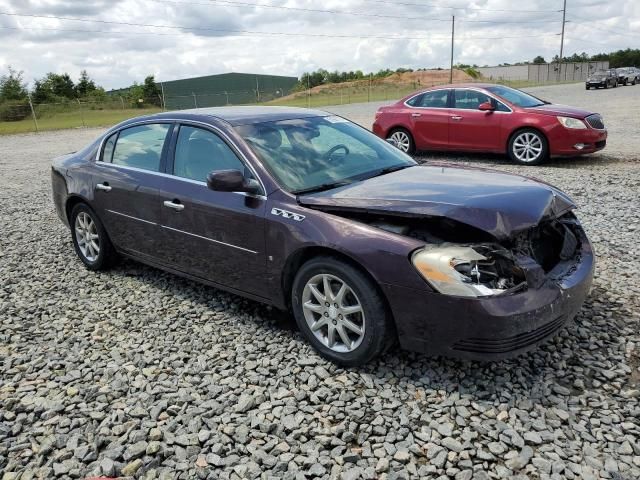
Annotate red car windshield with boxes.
[485,85,547,108]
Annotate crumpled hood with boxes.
[298,165,575,240]
[525,104,594,118]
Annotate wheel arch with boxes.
[281,245,395,319]
[506,125,549,153]
[387,125,414,139]
[65,194,93,223]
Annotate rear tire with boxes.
[387,128,415,155]
[291,256,393,366]
[508,129,548,166]
[70,203,117,271]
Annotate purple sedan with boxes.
[51,107,594,365]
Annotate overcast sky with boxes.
[0,0,638,90]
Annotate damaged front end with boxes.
[345,211,584,298]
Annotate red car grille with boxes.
[585,114,605,130]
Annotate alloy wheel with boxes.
[512,132,543,163]
[301,273,365,353]
[74,212,100,262]
[388,131,411,153]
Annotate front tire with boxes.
[291,257,393,366]
[508,129,548,166]
[387,128,415,155]
[70,203,117,270]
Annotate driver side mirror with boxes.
[478,101,495,112]
[206,169,260,195]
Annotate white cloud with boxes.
[0,0,637,89]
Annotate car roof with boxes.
[131,106,331,127]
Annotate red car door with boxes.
[448,89,506,152]
[407,89,452,150]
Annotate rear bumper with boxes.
[383,233,595,361]
[372,121,385,138]
[550,127,607,156]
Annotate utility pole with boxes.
[160,82,166,111]
[27,92,39,133]
[449,15,455,84]
[558,0,567,81]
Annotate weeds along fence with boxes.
[0,77,581,135]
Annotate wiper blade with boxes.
[293,180,352,195]
[365,164,413,179]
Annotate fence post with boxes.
[192,92,198,108]
[224,91,229,105]
[160,82,166,111]
[77,99,86,128]
[27,92,39,133]
[119,96,125,110]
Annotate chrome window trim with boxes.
[161,225,258,254]
[451,87,513,114]
[94,118,268,197]
[403,88,452,109]
[94,162,267,200]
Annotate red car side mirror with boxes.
[478,101,495,112]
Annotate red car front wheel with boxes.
[508,129,548,165]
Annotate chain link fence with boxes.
[0,75,584,135]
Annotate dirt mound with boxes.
[277,69,472,103]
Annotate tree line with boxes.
[500,48,640,68]
[0,67,161,106]
[296,48,640,90]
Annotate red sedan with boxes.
[372,84,607,165]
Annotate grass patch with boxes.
[0,108,161,135]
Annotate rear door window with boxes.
[111,124,171,172]
[416,90,450,108]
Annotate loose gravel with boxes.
[1,83,639,480]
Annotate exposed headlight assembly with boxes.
[557,116,587,129]
[412,245,526,298]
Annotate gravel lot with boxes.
[1,83,639,480]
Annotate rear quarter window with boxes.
[100,133,117,163]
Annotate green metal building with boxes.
[159,72,298,109]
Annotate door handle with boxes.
[163,200,185,211]
[411,113,421,117]
[96,183,112,192]
[451,115,463,121]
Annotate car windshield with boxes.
[235,116,416,194]
[485,85,547,108]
